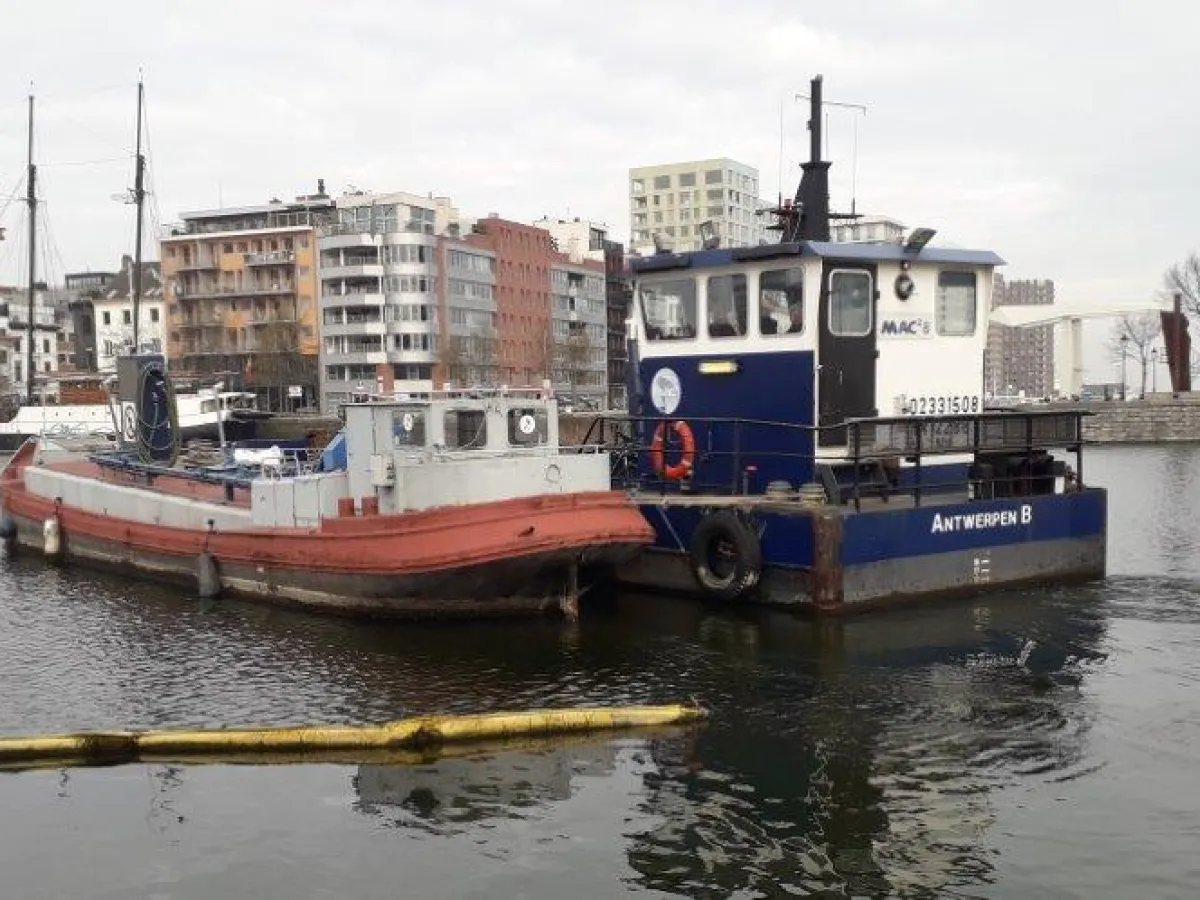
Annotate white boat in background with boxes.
[0,391,248,453]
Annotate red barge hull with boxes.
[1,448,654,618]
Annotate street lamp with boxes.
[1119,333,1129,401]
[1151,347,1158,393]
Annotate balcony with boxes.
[386,348,437,365]
[319,231,379,250]
[321,263,384,281]
[245,250,295,267]
[176,284,296,300]
[322,319,386,338]
[174,259,220,272]
[324,350,388,365]
[320,291,385,308]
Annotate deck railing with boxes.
[580,408,1091,509]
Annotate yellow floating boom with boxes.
[0,704,707,769]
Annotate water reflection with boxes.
[605,592,1109,897]
[353,737,622,833]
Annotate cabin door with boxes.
[817,262,877,446]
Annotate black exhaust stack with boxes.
[776,75,832,243]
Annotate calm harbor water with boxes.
[2,445,1199,898]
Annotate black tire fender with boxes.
[688,510,763,601]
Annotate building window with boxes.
[123,310,132,325]
[150,308,160,323]
[678,173,696,188]
[828,270,872,337]
[102,312,111,326]
[705,169,722,184]
[631,179,644,195]
[760,267,804,336]
[653,175,670,190]
[707,274,747,338]
[936,271,977,336]
[640,278,696,341]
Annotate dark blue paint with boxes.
[840,490,1107,566]
[640,504,817,569]
[639,351,816,491]
[639,489,1105,573]
[893,462,971,494]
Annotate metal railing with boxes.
[579,408,1091,510]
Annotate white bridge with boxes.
[988,300,1165,397]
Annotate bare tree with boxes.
[565,323,591,404]
[251,320,315,409]
[529,322,553,389]
[436,331,463,388]
[1162,253,1200,318]
[1107,313,1161,398]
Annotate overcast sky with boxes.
[1,0,1197,381]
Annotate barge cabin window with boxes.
[641,279,697,341]
[444,409,487,450]
[507,408,548,446]
[707,274,747,338]
[936,271,978,336]
[829,270,872,336]
[760,267,804,335]
[392,409,427,448]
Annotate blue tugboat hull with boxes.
[618,488,1106,612]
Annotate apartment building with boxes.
[435,238,497,390]
[830,215,906,244]
[604,240,632,409]
[467,217,606,408]
[0,285,61,399]
[628,158,764,253]
[317,191,462,411]
[93,255,164,372]
[533,218,632,409]
[63,271,116,371]
[532,217,607,263]
[161,186,334,409]
[985,276,1055,399]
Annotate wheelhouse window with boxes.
[706,274,747,338]
[936,271,977,336]
[828,270,872,337]
[760,267,804,335]
[640,278,697,341]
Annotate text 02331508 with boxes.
[906,395,981,416]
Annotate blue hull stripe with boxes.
[839,490,1106,566]
[640,489,1106,570]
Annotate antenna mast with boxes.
[25,93,36,401]
[132,75,146,354]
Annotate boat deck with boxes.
[40,458,252,508]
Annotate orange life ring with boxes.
[650,420,696,481]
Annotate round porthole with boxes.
[894,272,915,300]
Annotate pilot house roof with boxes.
[630,240,1005,274]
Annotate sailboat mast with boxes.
[25,94,36,401]
[132,77,146,355]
